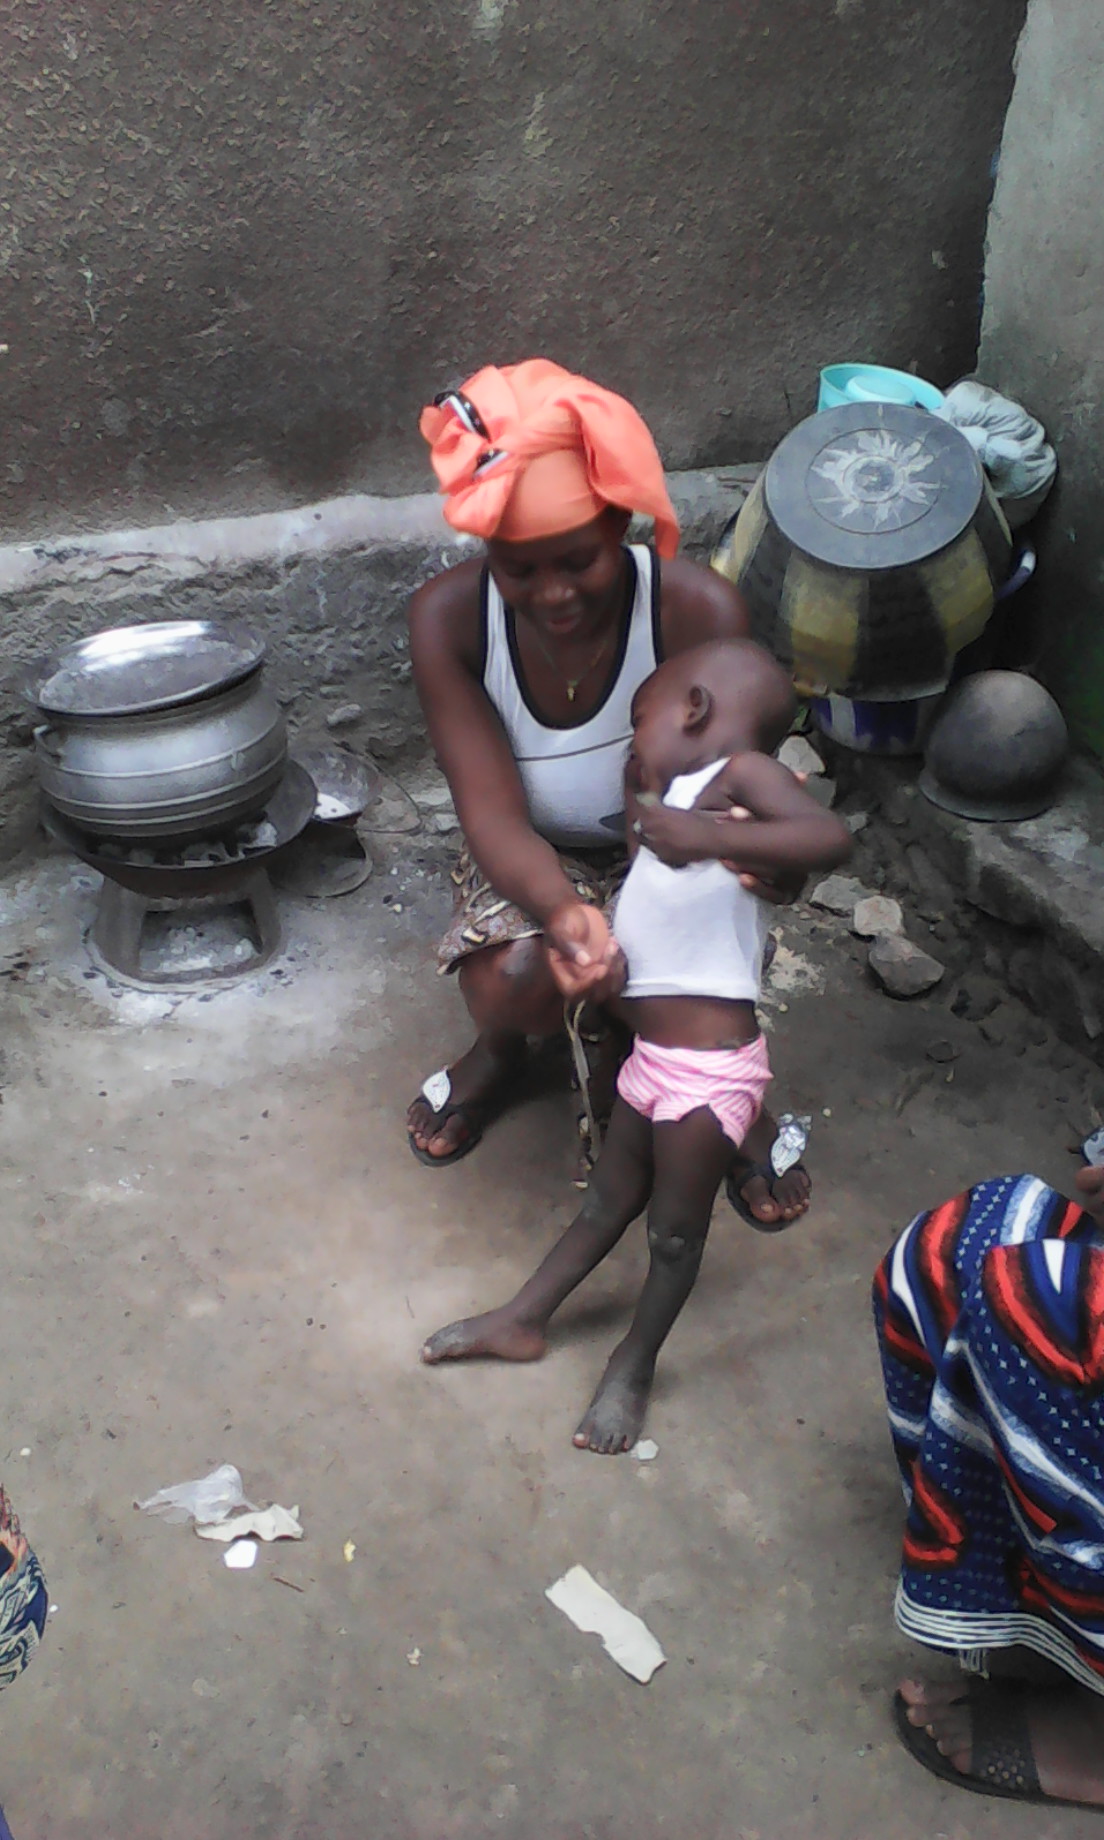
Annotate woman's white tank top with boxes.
[613,760,769,1002]
[481,544,660,848]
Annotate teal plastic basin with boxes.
[818,364,943,414]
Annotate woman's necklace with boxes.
[527,627,613,702]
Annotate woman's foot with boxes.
[407,1035,525,1161]
[421,1309,547,1365]
[573,1342,654,1454]
[898,1676,1104,1806]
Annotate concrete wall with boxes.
[1,0,1024,541]
[978,0,1104,760]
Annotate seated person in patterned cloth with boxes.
[0,1485,48,1839]
[878,1158,1104,1813]
[421,640,851,1453]
[405,358,813,1226]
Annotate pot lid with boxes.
[25,619,266,717]
[764,402,984,571]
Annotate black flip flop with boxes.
[726,1161,810,1234]
[408,1069,487,1169]
[892,1684,1101,1810]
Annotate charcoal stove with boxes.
[43,761,317,989]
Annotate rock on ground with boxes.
[852,896,905,939]
[778,734,825,777]
[868,934,946,999]
[809,874,870,916]
[805,776,838,810]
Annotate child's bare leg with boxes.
[731,1108,811,1223]
[574,1106,733,1454]
[421,1100,654,1365]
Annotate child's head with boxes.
[629,640,795,786]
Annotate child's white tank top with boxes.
[481,544,660,848]
[613,759,769,1002]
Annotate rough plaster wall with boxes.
[978,0,1104,762]
[1,0,1023,540]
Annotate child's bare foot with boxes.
[573,1342,654,1454]
[421,1309,546,1365]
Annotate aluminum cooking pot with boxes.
[26,620,287,840]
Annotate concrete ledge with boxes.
[0,468,757,856]
[840,752,1104,1053]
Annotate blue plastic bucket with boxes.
[810,692,942,757]
[817,364,943,414]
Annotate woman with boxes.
[876,1161,1104,1810]
[404,359,808,1224]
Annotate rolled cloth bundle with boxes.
[420,358,680,557]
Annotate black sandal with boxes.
[726,1160,810,1233]
[892,1683,1099,1809]
[407,1068,488,1168]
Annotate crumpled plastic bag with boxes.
[936,380,1056,525]
[135,1464,254,1526]
[194,1505,303,1544]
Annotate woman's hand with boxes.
[720,767,811,906]
[727,806,808,905]
[544,900,626,1003]
[634,802,712,868]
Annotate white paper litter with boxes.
[634,1439,659,1462]
[223,1539,258,1570]
[545,1565,666,1684]
[196,1504,303,1544]
[136,1464,253,1525]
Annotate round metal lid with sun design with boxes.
[763,402,984,571]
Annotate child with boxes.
[421,639,852,1452]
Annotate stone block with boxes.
[852,896,905,939]
[868,936,946,999]
[778,735,825,778]
[809,874,870,916]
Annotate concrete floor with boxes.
[1,833,1102,1840]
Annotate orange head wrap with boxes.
[419,358,680,557]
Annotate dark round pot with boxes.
[711,403,1012,701]
[920,670,1068,821]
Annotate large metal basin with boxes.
[33,673,288,840]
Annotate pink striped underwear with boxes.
[616,1033,772,1148]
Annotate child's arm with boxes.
[635,751,852,880]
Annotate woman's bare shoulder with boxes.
[408,556,485,661]
[658,553,752,650]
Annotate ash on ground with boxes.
[139,906,260,976]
